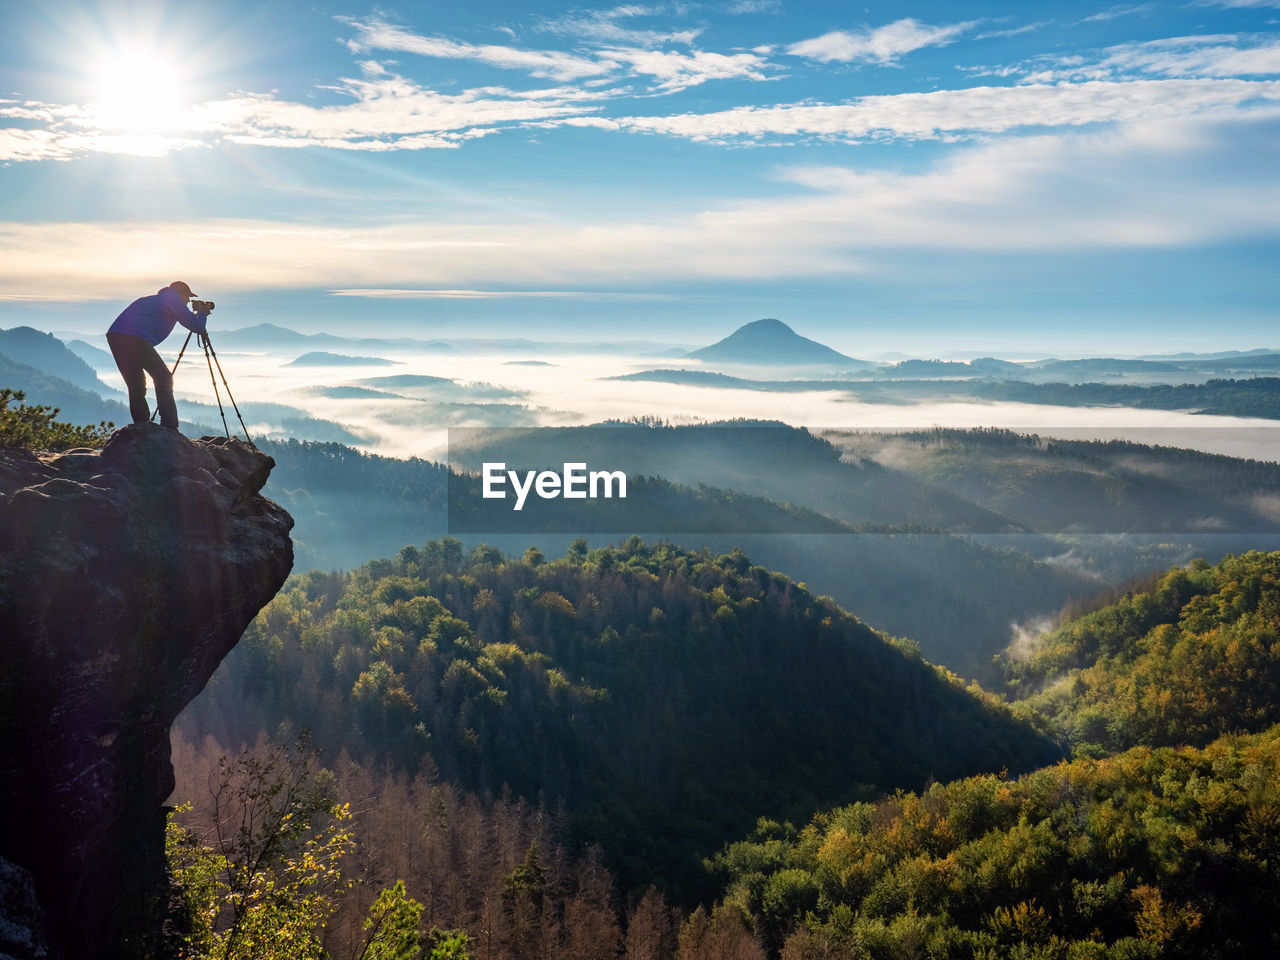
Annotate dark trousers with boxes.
[106,332,178,428]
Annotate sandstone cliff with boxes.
[0,424,293,959]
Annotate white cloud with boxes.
[327,288,681,300]
[9,50,1280,161]
[597,47,772,91]
[975,22,1051,41]
[0,127,78,162]
[786,18,977,65]
[201,76,597,142]
[0,72,607,161]
[1198,0,1280,7]
[341,17,610,81]
[555,77,1280,143]
[0,100,75,122]
[4,108,1279,301]
[1080,4,1156,23]
[726,0,783,12]
[760,111,1280,251]
[6,16,1279,163]
[537,5,703,46]
[0,116,210,161]
[983,34,1280,83]
[1024,35,1280,82]
[340,15,770,94]
[1090,34,1280,77]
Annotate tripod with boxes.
[153,329,255,448]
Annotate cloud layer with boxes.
[3,5,1279,310]
[4,10,1280,161]
[554,77,1280,142]
[4,107,1278,300]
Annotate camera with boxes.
[190,299,215,315]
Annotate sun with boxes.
[89,43,191,130]
[81,38,198,151]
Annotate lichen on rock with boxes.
[0,424,293,960]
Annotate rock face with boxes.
[0,424,293,959]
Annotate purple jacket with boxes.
[108,287,207,345]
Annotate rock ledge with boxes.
[0,425,293,959]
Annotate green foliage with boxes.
[697,551,1280,960]
[168,741,440,960]
[0,387,112,450]
[425,929,472,960]
[1008,551,1280,754]
[976,376,1280,420]
[357,881,426,960]
[706,725,1280,958]
[166,739,357,959]
[184,538,1055,897]
[258,424,1112,681]
[503,842,546,953]
[829,426,1280,540]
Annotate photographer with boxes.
[106,280,212,430]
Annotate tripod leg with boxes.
[204,339,230,439]
[170,330,193,376]
[204,336,255,448]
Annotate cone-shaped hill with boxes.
[685,318,869,366]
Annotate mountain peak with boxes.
[740,317,792,332]
[685,319,861,366]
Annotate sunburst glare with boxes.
[81,37,199,154]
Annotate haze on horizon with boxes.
[32,313,1280,367]
[51,327,1273,464]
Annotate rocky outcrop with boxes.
[0,424,293,959]
[0,856,46,960]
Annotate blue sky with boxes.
[1,0,1279,354]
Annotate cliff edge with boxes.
[0,424,294,959]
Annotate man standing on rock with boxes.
[106,281,210,430]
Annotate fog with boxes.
[97,344,1280,464]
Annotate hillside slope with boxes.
[0,326,117,396]
[1007,550,1280,755]
[179,538,1059,894]
[692,551,1280,958]
[260,435,1099,679]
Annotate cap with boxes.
[168,280,197,300]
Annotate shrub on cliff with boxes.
[0,387,113,450]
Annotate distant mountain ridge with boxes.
[217,323,690,356]
[218,323,453,353]
[0,327,118,396]
[0,354,127,429]
[686,319,869,367]
[285,351,400,367]
[65,339,115,372]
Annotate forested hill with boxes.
[686,552,1280,958]
[449,421,1025,534]
[700,726,1280,958]
[178,538,1058,895]
[255,435,1101,681]
[825,427,1280,535]
[1007,550,1280,756]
